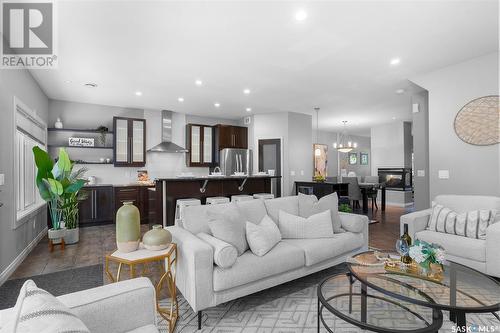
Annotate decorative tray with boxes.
[384,260,444,283]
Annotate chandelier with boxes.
[333,121,357,153]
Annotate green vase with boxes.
[116,201,140,252]
[143,225,172,251]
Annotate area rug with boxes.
[0,264,103,310]
[157,264,499,333]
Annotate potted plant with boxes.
[33,147,87,244]
[60,167,88,244]
[408,240,446,278]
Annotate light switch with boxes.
[438,170,449,179]
[290,170,295,176]
[412,103,420,113]
[417,170,425,177]
[0,174,4,185]
[300,170,304,176]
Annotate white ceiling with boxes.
[30,0,499,134]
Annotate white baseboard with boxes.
[382,201,414,208]
[0,227,47,286]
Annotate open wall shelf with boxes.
[48,128,114,134]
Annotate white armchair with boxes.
[400,195,500,278]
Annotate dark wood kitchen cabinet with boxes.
[214,125,248,150]
[79,186,114,226]
[114,186,152,224]
[113,117,146,167]
[186,124,214,167]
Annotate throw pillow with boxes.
[246,215,282,256]
[427,204,498,240]
[4,280,90,333]
[278,209,335,239]
[197,232,238,268]
[207,204,248,255]
[297,192,344,233]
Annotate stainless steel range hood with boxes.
[147,110,188,153]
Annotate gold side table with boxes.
[105,243,178,333]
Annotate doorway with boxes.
[258,139,282,198]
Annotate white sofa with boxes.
[400,195,500,278]
[0,277,158,333]
[167,195,369,328]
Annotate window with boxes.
[14,97,47,226]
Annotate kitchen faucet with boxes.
[212,166,222,175]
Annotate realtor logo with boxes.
[1,0,57,68]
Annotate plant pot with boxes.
[48,227,66,244]
[116,201,140,252]
[65,228,79,244]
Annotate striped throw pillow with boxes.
[4,280,89,333]
[427,204,498,240]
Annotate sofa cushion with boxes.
[283,233,364,266]
[246,215,282,256]
[297,193,344,233]
[213,241,305,291]
[427,204,497,240]
[182,202,234,235]
[208,205,248,256]
[415,230,486,262]
[278,210,334,239]
[197,232,238,268]
[236,199,267,224]
[264,196,299,223]
[3,280,90,333]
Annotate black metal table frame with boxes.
[346,258,500,329]
[317,272,443,333]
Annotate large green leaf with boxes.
[46,178,63,196]
[57,148,72,175]
[65,179,86,193]
[33,146,53,182]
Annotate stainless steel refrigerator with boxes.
[219,148,253,176]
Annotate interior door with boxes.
[258,139,282,197]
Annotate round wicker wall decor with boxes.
[454,95,499,146]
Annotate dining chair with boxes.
[343,177,362,209]
[363,175,379,211]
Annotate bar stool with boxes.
[253,193,274,200]
[206,196,230,205]
[231,194,254,202]
[175,198,201,223]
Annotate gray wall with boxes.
[288,112,313,195]
[411,52,499,198]
[371,121,412,174]
[0,69,49,280]
[411,89,431,210]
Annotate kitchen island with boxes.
[154,176,281,226]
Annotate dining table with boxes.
[358,182,386,214]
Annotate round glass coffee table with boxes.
[347,251,500,329]
[318,273,443,333]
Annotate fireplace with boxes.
[378,168,412,191]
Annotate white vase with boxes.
[65,228,79,244]
[54,117,63,129]
[48,227,66,244]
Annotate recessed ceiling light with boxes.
[195,79,203,86]
[135,91,142,96]
[395,89,405,94]
[243,88,251,95]
[390,58,401,66]
[295,10,307,21]
[178,97,184,102]
[84,83,97,88]
[214,103,220,108]
[246,107,252,112]
[392,116,397,120]
[65,80,72,84]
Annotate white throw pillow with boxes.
[427,204,497,240]
[207,205,248,255]
[297,192,344,233]
[4,280,90,333]
[197,232,238,268]
[278,209,335,239]
[246,215,282,256]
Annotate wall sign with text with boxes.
[68,137,94,147]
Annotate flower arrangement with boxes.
[408,240,445,271]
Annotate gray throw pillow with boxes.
[298,192,344,233]
[207,204,248,255]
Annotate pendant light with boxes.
[333,121,357,153]
[314,107,321,156]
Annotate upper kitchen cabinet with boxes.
[186,124,214,167]
[215,125,248,150]
[113,117,146,167]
